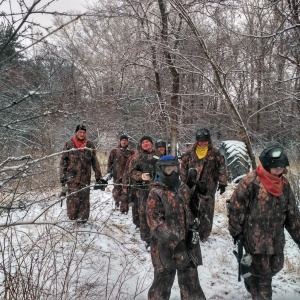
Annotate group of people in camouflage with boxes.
[60,124,300,300]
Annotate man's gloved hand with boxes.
[197,181,207,195]
[233,233,242,245]
[217,184,226,195]
[145,156,160,165]
[174,241,190,271]
[60,179,67,186]
[94,178,108,191]
[60,185,67,198]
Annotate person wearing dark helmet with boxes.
[126,135,161,249]
[180,128,227,241]
[155,139,167,156]
[147,155,206,300]
[107,134,135,213]
[60,124,106,224]
[228,145,300,300]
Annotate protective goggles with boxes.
[196,130,210,141]
[265,147,283,159]
[161,165,180,175]
[155,139,166,148]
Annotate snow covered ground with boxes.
[1,181,300,299]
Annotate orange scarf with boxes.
[256,164,284,196]
[73,135,86,149]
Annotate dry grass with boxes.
[215,197,227,215]
[284,253,300,279]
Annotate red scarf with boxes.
[73,135,87,149]
[256,164,284,196]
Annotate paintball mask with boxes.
[156,155,180,187]
[259,145,289,171]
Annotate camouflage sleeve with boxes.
[59,141,69,184]
[284,183,300,246]
[107,149,115,173]
[216,150,227,186]
[121,156,132,194]
[180,153,188,183]
[228,177,249,237]
[128,155,143,183]
[90,142,102,181]
[147,188,183,251]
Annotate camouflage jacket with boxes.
[180,141,227,196]
[147,181,202,269]
[228,170,300,255]
[60,138,102,187]
[127,149,162,184]
[107,146,135,181]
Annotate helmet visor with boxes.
[266,147,283,158]
[162,165,180,175]
[196,129,210,141]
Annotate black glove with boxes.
[186,168,197,188]
[145,155,160,165]
[94,178,108,191]
[174,241,190,271]
[60,186,67,197]
[60,179,67,185]
[217,184,226,195]
[197,181,207,195]
[233,234,242,245]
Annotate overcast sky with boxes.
[2,0,89,28]
[33,0,88,27]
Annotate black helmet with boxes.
[196,128,210,142]
[259,145,289,170]
[155,139,166,149]
[75,124,86,132]
[156,155,180,187]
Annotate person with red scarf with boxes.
[60,124,105,224]
[228,145,300,300]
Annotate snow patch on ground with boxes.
[1,182,299,299]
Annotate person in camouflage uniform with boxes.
[107,134,135,213]
[180,128,227,240]
[228,145,300,300]
[60,124,104,223]
[155,138,167,156]
[147,155,206,300]
[126,135,161,248]
[122,154,140,228]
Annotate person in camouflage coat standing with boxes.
[228,145,300,300]
[122,154,140,228]
[126,135,161,248]
[180,128,227,241]
[147,155,206,300]
[60,124,104,223]
[155,138,167,156]
[107,134,135,213]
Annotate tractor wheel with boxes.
[220,140,251,183]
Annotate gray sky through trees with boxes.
[2,0,87,27]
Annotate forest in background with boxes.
[2,0,300,156]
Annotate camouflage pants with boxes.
[131,192,140,227]
[138,189,151,243]
[148,266,206,300]
[198,194,215,240]
[244,254,284,300]
[112,182,128,213]
[112,182,122,203]
[67,185,90,223]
